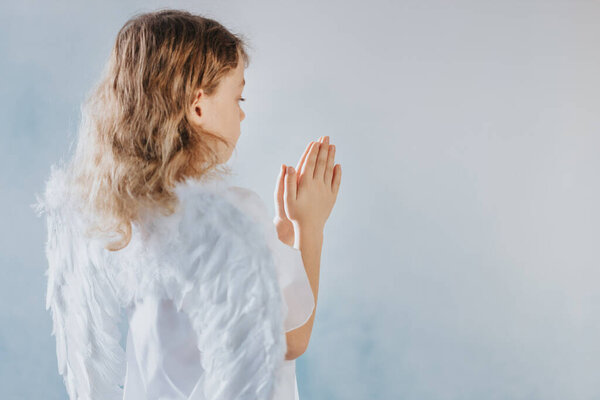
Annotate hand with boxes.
[284,136,341,231]
[294,136,327,186]
[274,137,330,246]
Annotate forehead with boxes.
[217,62,245,94]
[234,58,245,76]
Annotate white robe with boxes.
[34,168,315,400]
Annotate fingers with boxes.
[295,141,313,185]
[284,166,297,202]
[324,144,335,185]
[313,138,329,180]
[274,164,287,218]
[303,141,320,180]
[332,164,341,194]
[298,137,326,183]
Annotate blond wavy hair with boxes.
[62,9,250,251]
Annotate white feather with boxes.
[33,169,297,399]
[32,165,126,400]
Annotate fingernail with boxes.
[287,166,294,174]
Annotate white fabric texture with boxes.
[33,167,315,400]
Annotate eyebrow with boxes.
[239,79,245,87]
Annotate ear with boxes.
[188,87,206,126]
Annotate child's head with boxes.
[65,9,250,250]
[186,48,246,165]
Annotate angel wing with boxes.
[32,165,126,400]
[165,180,291,400]
[219,186,315,332]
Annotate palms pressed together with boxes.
[273,135,339,247]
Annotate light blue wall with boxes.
[2,0,599,399]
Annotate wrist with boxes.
[294,220,324,234]
[293,221,324,248]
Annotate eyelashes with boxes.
[238,97,246,102]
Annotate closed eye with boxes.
[238,97,246,102]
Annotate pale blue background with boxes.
[2,0,600,399]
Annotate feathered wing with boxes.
[221,186,315,332]
[166,183,289,400]
[32,166,126,400]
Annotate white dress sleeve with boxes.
[220,186,316,332]
[32,166,126,400]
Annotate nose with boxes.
[240,108,245,121]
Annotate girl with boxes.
[33,9,341,400]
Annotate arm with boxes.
[278,135,341,360]
[284,225,323,360]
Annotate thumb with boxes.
[275,164,287,219]
[284,166,297,206]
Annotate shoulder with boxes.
[172,177,269,231]
[219,186,270,229]
[171,181,267,250]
